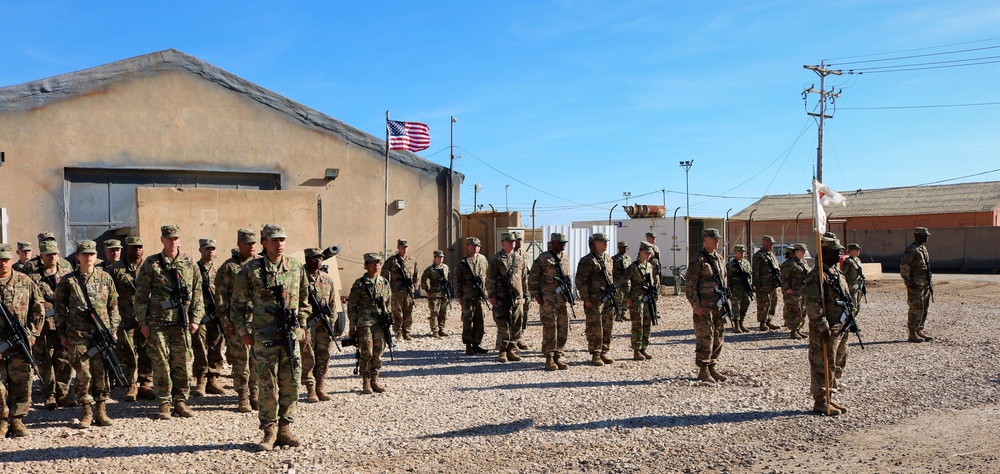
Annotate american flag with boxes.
[387,120,430,152]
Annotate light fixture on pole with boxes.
[679,160,694,218]
[505,184,510,212]
[623,191,632,206]
[474,183,482,212]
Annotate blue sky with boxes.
[2,1,998,224]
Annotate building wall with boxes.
[0,69,454,285]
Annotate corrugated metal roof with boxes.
[730,181,1000,221]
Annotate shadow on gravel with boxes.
[419,418,534,438]
[454,379,665,392]
[0,443,236,462]
[536,409,803,431]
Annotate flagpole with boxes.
[813,177,831,415]
[384,110,390,260]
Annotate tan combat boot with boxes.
[236,389,252,413]
[124,383,138,402]
[554,355,568,370]
[45,394,58,410]
[506,350,522,362]
[249,385,260,410]
[516,341,529,350]
[908,329,925,343]
[402,332,413,341]
[591,353,604,367]
[305,384,319,403]
[829,399,848,414]
[0,418,7,438]
[545,355,558,371]
[315,381,331,402]
[916,328,934,341]
[276,419,301,447]
[640,349,653,360]
[497,351,508,363]
[739,320,750,333]
[812,401,841,416]
[192,376,207,397]
[158,403,172,420]
[206,375,226,395]
[633,349,645,361]
[173,401,195,418]
[138,384,157,400]
[697,367,716,383]
[8,416,28,437]
[438,328,449,337]
[361,376,373,394]
[432,330,441,339]
[759,322,769,332]
[599,353,614,365]
[78,403,93,429]
[94,401,113,426]
[708,365,728,382]
[370,373,387,393]
[767,322,781,330]
[257,423,278,451]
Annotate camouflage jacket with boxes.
[805,264,851,333]
[612,252,632,286]
[575,252,613,305]
[841,256,864,292]
[528,250,570,302]
[900,242,930,288]
[726,257,752,295]
[134,251,204,328]
[381,254,418,294]
[28,263,73,330]
[779,257,808,295]
[107,258,144,327]
[453,254,489,302]
[12,260,31,274]
[197,260,218,318]
[230,255,310,342]
[515,249,531,300]
[619,260,655,302]
[419,264,451,299]
[347,273,391,329]
[487,251,527,307]
[752,249,781,288]
[215,254,259,327]
[54,269,119,344]
[637,242,661,277]
[21,256,74,276]
[0,272,45,338]
[685,249,727,307]
[306,269,339,334]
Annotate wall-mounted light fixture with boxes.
[394,199,406,211]
[324,168,340,180]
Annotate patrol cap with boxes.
[550,232,569,243]
[793,243,807,252]
[500,232,515,242]
[363,252,383,263]
[397,238,409,247]
[591,233,609,242]
[199,238,217,249]
[125,236,144,247]
[77,240,98,254]
[821,237,845,251]
[161,225,180,238]
[16,241,31,251]
[639,242,655,253]
[702,228,721,239]
[237,228,256,244]
[733,244,747,252]
[823,231,838,241]
[645,232,656,238]
[914,227,931,236]
[433,250,444,257]
[513,231,523,241]
[617,241,628,248]
[0,244,13,259]
[262,224,287,239]
[466,237,481,246]
[847,243,862,250]
[104,239,123,249]
[39,241,59,255]
[38,231,56,243]
[761,235,775,243]
[304,248,323,258]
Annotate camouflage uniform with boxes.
[528,234,572,363]
[0,249,45,433]
[725,249,753,331]
[575,235,616,361]
[27,240,75,406]
[900,229,932,340]
[215,239,260,408]
[108,249,153,394]
[347,254,392,388]
[12,241,32,275]
[381,242,418,338]
[302,267,337,391]
[620,245,657,354]
[453,242,489,351]
[230,246,310,429]
[134,229,204,409]
[514,241,531,339]
[805,239,852,414]
[779,245,809,336]
[193,255,225,386]
[685,244,729,373]
[841,245,865,314]
[487,241,527,355]
[638,234,662,287]
[419,254,451,336]
[611,244,632,321]
[751,238,781,328]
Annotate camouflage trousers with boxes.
[300,326,333,387]
[614,291,628,320]
[584,302,615,354]
[493,301,524,351]
[808,322,849,402]
[1,354,33,418]
[146,325,193,405]
[68,343,110,405]
[520,299,530,334]
[692,302,726,367]
[116,323,153,386]
[32,326,72,400]
[850,288,863,316]
[461,299,486,346]
[782,293,805,331]
[755,286,780,323]
[253,342,301,427]
[906,286,931,330]
[628,302,652,350]
[357,324,386,376]
[427,297,448,333]
[223,329,257,392]
[390,291,414,334]
[192,319,225,377]
[731,290,751,321]
[539,297,569,357]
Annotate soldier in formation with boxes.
[301,247,338,403]
[54,240,119,429]
[620,242,657,361]
[192,238,225,397]
[381,239,418,340]
[529,233,572,371]
[99,239,122,270]
[108,236,153,401]
[454,237,490,355]
[513,232,530,350]
[231,224,310,451]
[135,224,203,420]
[215,228,260,412]
[575,233,616,366]
[347,252,392,395]
[901,227,934,343]
[842,243,865,314]
[611,241,632,322]
[13,242,32,274]
[419,250,451,338]
[684,229,730,383]
[28,239,74,409]
[640,232,662,286]
[726,244,753,333]
[805,235,852,416]
[487,233,527,363]
[0,243,45,438]
[752,235,782,332]
[780,243,809,339]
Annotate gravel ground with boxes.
[2,275,998,473]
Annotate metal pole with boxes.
[672,206,681,295]
[505,184,509,212]
[679,160,693,219]
[609,204,618,226]
[531,199,537,261]
[795,211,803,244]
[449,116,456,257]
[725,208,732,256]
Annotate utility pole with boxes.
[449,116,456,257]
[803,60,842,183]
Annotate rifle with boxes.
[594,256,621,316]
[0,299,40,378]
[495,255,518,324]
[74,272,128,388]
[367,282,394,361]
[641,267,658,325]
[730,258,755,301]
[307,282,341,352]
[552,255,577,319]
[198,262,225,335]
[437,268,454,306]
[393,256,415,298]
[827,268,864,349]
[704,251,733,323]
[263,284,300,368]
[462,259,491,310]
[858,274,868,304]
[160,258,191,328]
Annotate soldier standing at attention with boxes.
[621,242,657,361]
[487,233,527,363]
[135,225,203,420]
[684,229,730,383]
[347,252,392,395]
[215,228,260,413]
[752,235,782,332]
[612,241,632,322]
[528,233,572,371]
[780,243,809,340]
[901,227,934,343]
[640,232,662,286]
[22,232,74,275]
[842,243,865,314]
[419,250,451,338]
[381,239,418,340]
[575,233,616,367]
[0,243,45,438]
[454,237,490,355]
[805,236,852,416]
[54,240,119,429]
[108,236,151,402]
[13,242,33,274]
[726,244,753,333]
[301,248,337,403]
[192,239,225,397]
[28,239,74,409]
[99,240,122,270]
[513,232,531,350]
[232,224,310,451]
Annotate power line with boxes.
[840,102,1000,110]
[824,38,1000,62]
[915,168,1000,186]
[827,45,1000,67]
[454,146,590,207]
[845,54,1000,71]
[846,59,1000,74]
